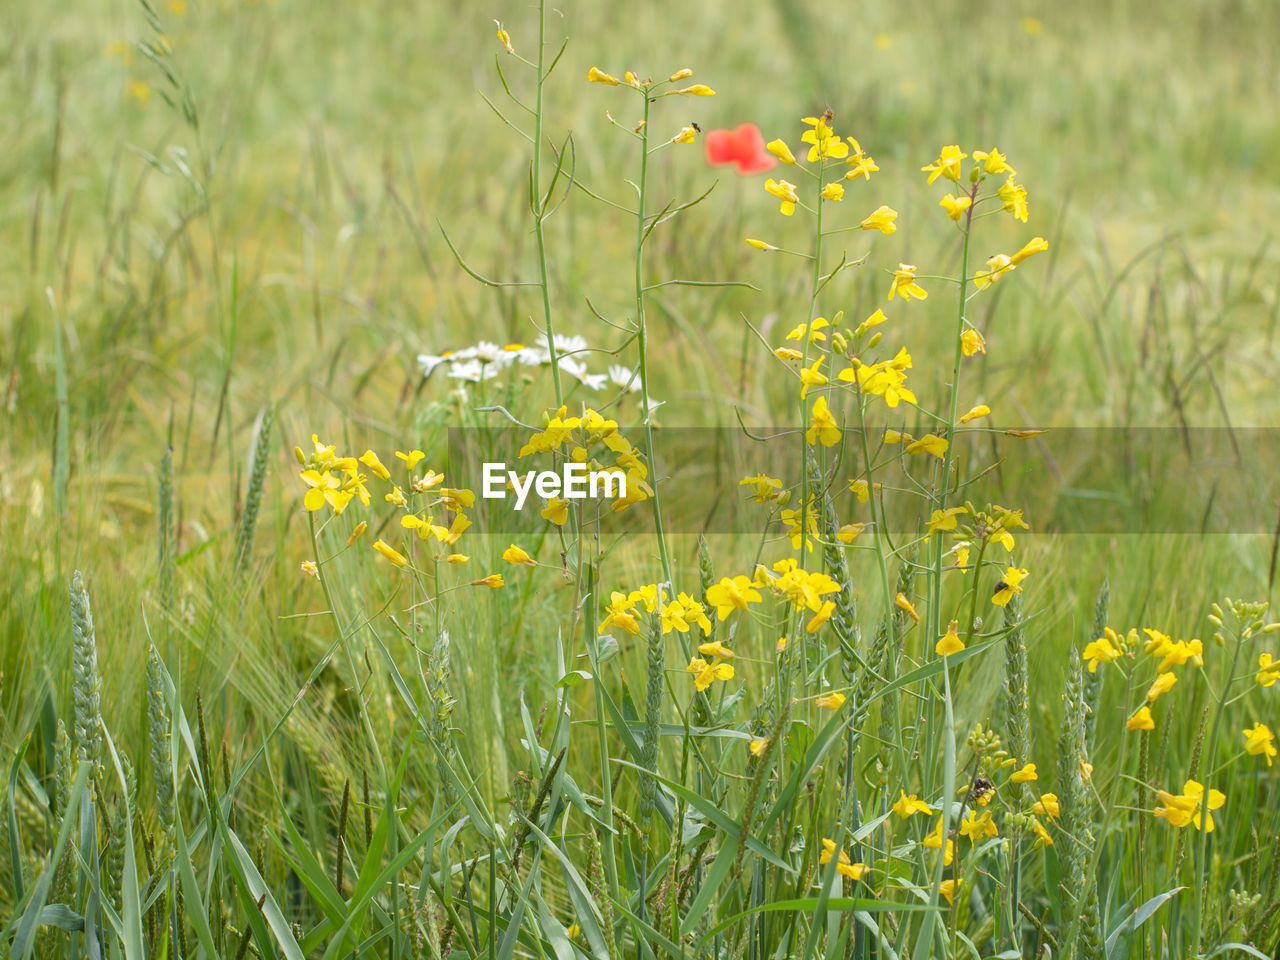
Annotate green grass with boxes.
[2,0,1279,957]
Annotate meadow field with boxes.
[2,0,1280,957]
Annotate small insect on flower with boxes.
[969,775,995,806]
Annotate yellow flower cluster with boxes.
[518,406,653,515]
[599,585,713,638]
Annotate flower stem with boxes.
[531,0,562,406]
[634,92,674,588]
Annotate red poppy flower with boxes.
[704,124,777,175]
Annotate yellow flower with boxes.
[906,434,948,459]
[373,539,408,568]
[822,181,845,202]
[819,839,867,880]
[860,205,898,234]
[1145,672,1178,701]
[1258,653,1280,687]
[939,878,961,904]
[815,691,846,710]
[698,640,734,660]
[806,396,841,447]
[300,560,319,579]
[687,656,734,691]
[799,358,829,398]
[347,521,368,546]
[776,636,788,652]
[1009,236,1048,265]
[1021,16,1044,33]
[766,139,795,164]
[972,148,1015,176]
[837,523,865,543]
[676,84,716,96]
[1010,763,1038,783]
[745,238,778,251]
[540,498,570,526]
[800,115,849,161]
[1033,793,1060,819]
[1153,780,1224,831]
[921,145,967,184]
[960,404,990,423]
[706,575,762,620]
[992,567,1029,607]
[883,429,910,445]
[1244,722,1276,766]
[959,809,998,842]
[1126,706,1155,731]
[445,554,469,564]
[493,20,514,54]
[1031,817,1053,846]
[922,818,954,865]
[936,620,964,657]
[787,317,829,342]
[1081,634,1122,673]
[587,66,619,85]
[668,68,693,81]
[926,512,962,542]
[849,479,879,503]
[896,593,920,623]
[939,194,972,221]
[806,600,836,633]
[973,253,1015,290]
[893,792,932,819]
[888,263,928,301]
[855,309,888,337]
[765,178,800,216]
[740,473,783,503]
[672,125,698,144]
[502,544,535,566]
[961,328,986,356]
[749,737,769,757]
[998,176,1029,222]
[471,574,505,588]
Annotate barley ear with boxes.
[70,571,103,785]
[1083,579,1109,752]
[235,404,273,577]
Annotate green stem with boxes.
[531,0,562,405]
[634,92,674,588]
[1193,622,1245,951]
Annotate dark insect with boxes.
[992,581,1009,597]
[691,122,701,133]
[971,775,994,800]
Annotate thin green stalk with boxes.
[531,0,563,405]
[1193,617,1247,951]
[633,92,674,589]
